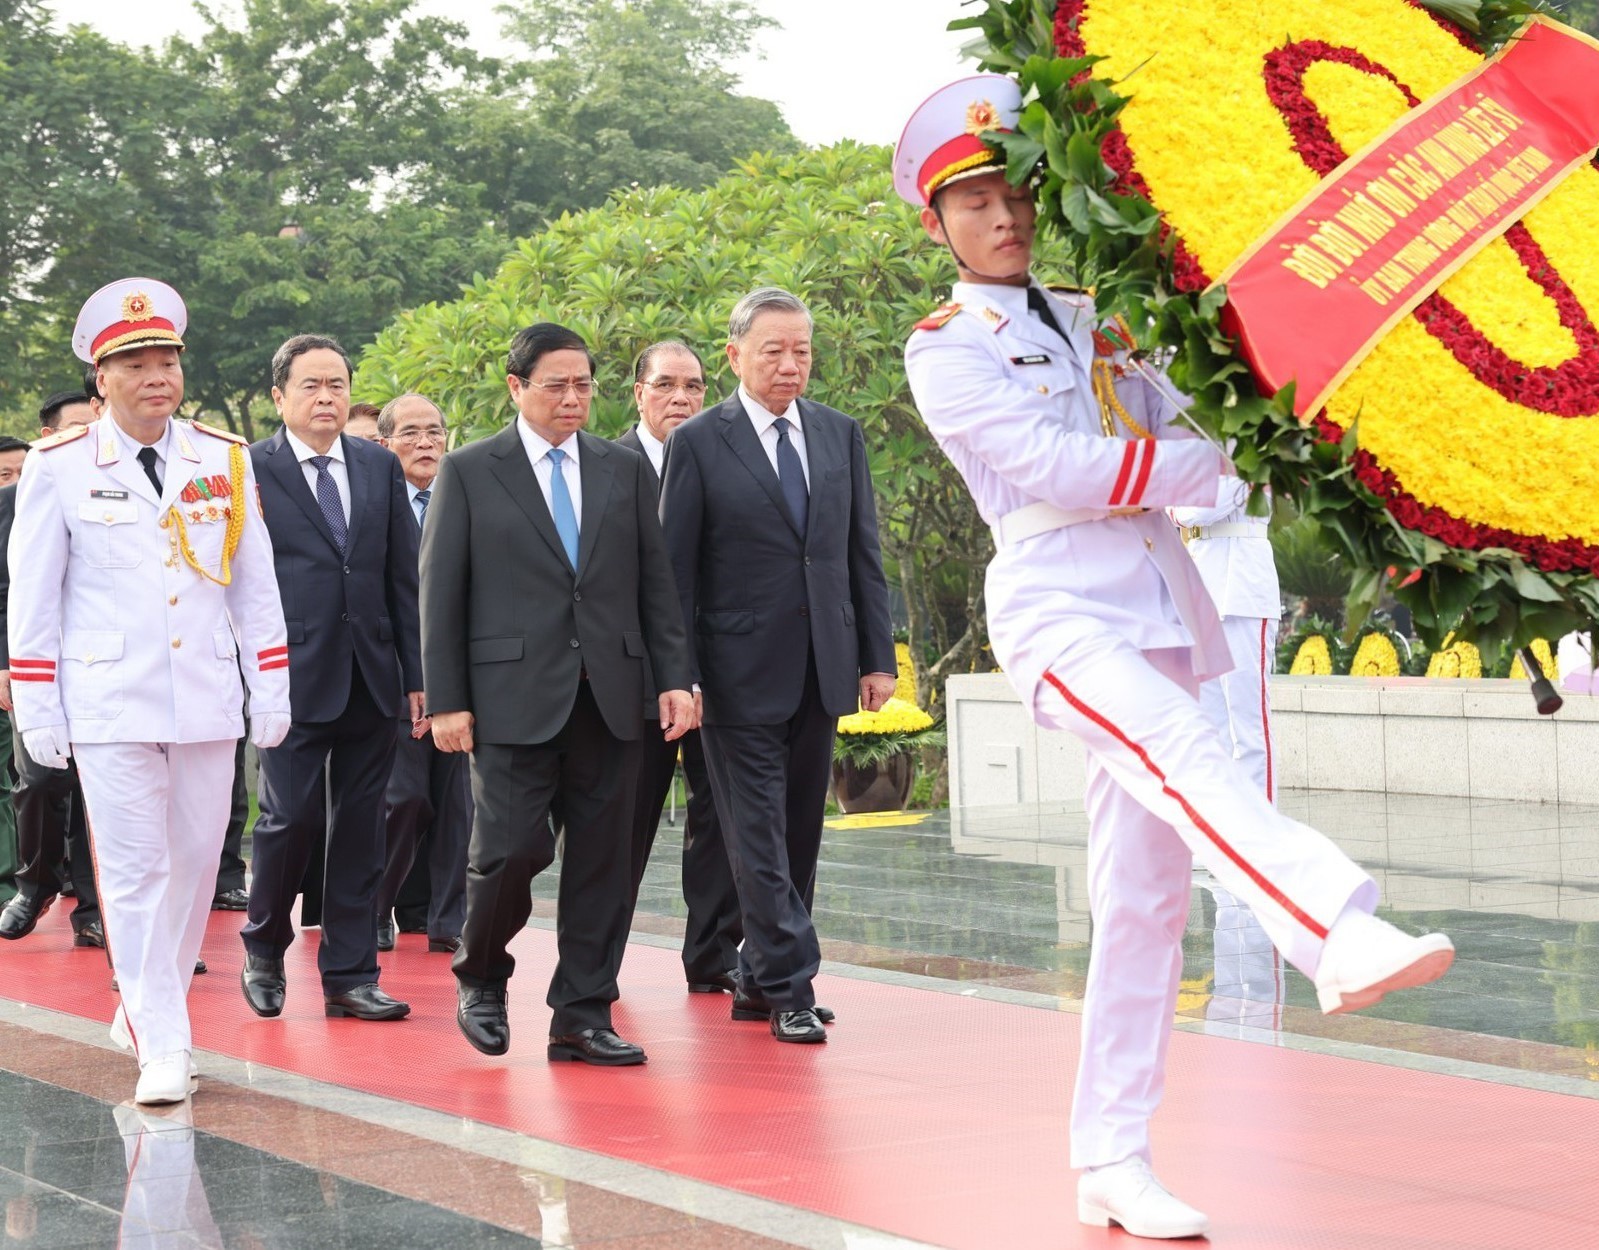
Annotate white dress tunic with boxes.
[906,280,1376,1169]
[8,416,290,1068]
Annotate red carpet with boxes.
[2,911,1595,1248]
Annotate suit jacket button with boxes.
[573,591,582,601]
[340,613,349,622]
[569,638,580,648]
[171,639,182,649]
[803,557,811,566]
[343,566,351,575]
[799,607,809,617]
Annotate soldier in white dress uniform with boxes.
[1171,477,1282,797]
[7,279,291,1106]
[895,77,1455,1240]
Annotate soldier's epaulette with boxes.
[189,419,248,445]
[914,302,963,332]
[31,425,90,453]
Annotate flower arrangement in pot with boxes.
[832,699,947,814]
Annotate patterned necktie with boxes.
[309,455,348,551]
[1026,286,1069,342]
[773,418,808,534]
[414,488,431,531]
[136,446,163,494]
[546,448,579,569]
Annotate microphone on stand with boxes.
[1519,646,1563,716]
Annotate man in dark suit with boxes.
[425,322,695,1066]
[373,392,470,955]
[0,392,102,944]
[240,334,423,1023]
[659,288,896,1045]
[616,341,742,992]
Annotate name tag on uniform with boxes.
[89,489,129,500]
[1010,355,1051,365]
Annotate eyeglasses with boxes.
[644,380,707,396]
[527,379,596,397]
[391,426,447,444]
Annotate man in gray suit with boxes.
[424,322,696,1066]
[616,341,742,994]
[659,288,896,1045]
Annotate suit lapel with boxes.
[157,421,203,515]
[717,396,803,541]
[574,432,612,581]
[93,417,161,509]
[265,429,344,556]
[341,435,370,554]
[487,422,570,571]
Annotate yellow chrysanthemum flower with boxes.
[1289,635,1333,675]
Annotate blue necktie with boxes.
[546,448,579,569]
[414,488,430,530]
[773,418,808,534]
[309,455,348,551]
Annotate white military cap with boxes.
[72,278,187,364]
[892,74,1024,206]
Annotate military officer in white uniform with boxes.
[7,278,291,1106]
[1171,476,1282,798]
[895,77,1454,1241]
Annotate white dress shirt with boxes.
[738,386,811,490]
[283,428,351,524]
[405,478,431,529]
[110,417,173,488]
[635,423,666,477]
[516,417,582,531]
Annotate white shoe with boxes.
[134,1052,191,1106]
[1078,1158,1209,1239]
[1314,910,1454,1014]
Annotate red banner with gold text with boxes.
[1216,16,1599,417]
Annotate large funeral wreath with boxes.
[957,0,1598,664]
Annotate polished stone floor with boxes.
[2,786,1596,1247]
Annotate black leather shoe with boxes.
[0,894,54,940]
[427,936,462,953]
[241,953,286,1018]
[211,888,249,911]
[771,1009,827,1044]
[731,986,835,1024]
[686,970,739,994]
[324,983,410,1020]
[377,919,395,952]
[547,1027,646,1066]
[457,984,509,1055]
[73,921,105,948]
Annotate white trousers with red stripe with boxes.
[1198,614,1280,799]
[74,740,236,1066]
[1036,636,1375,1169]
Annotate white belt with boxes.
[1180,521,1268,541]
[992,501,1147,550]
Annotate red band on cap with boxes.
[920,134,1003,202]
[90,317,178,359]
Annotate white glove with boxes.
[22,725,70,769]
[250,712,291,751]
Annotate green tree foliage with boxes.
[2,0,795,437]
[449,0,797,238]
[356,143,1022,736]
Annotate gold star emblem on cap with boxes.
[965,99,999,136]
[121,291,152,321]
